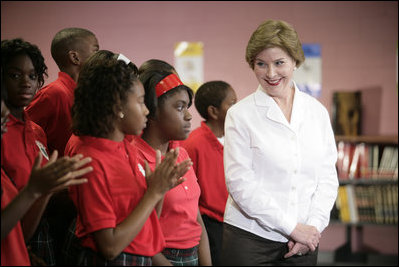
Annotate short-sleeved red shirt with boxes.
[181,121,228,222]
[134,136,202,249]
[65,135,165,256]
[26,72,76,156]
[1,112,49,191]
[1,169,31,266]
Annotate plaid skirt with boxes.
[61,218,80,265]
[162,246,199,266]
[28,217,56,266]
[62,218,151,266]
[78,248,152,266]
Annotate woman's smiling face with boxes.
[253,46,296,98]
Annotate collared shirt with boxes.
[1,168,31,266]
[1,112,49,191]
[224,83,339,242]
[182,121,228,222]
[26,72,76,156]
[134,136,202,249]
[65,135,165,256]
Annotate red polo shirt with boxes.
[65,135,165,256]
[181,121,228,222]
[1,112,49,191]
[26,72,76,156]
[134,136,202,249]
[1,169,31,266]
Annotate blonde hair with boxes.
[245,19,305,69]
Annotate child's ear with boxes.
[68,50,80,65]
[207,105,219,120]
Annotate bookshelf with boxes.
[332,135,398,263]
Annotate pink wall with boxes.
[1,0,398,255]
[1,1,398,135]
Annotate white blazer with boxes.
[223,83,339,242]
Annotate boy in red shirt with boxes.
[26,27,99,156]
[65,50,191,265]
[25,28,99,263]
[182,81,237,265]
[136,65,212,265]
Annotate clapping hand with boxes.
[26,150,93,198]
[144,148,192,197]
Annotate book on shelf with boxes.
[346,185,359,223]
[377,146,398,179]
[334,135,398,225]
[354,186,375,223]
[371,145,379,178]
[336,141,398,180]
[358,143,370,179]
[336,184,398,224]
[336,141,356,180]
[337,186,350,223]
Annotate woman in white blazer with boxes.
[221,19,338,266]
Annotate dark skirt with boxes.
[62,218,151,266]
[28,217,56,266]
[162,246,199,266]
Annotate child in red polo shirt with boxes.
[65,50,191,266]
[25,29,99,263]
[136,64,212,266]
[181,81,237,265]
[1,70,92,267]
[2,38,70,265]
[26,28,99,156]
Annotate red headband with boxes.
[155,74,184,97]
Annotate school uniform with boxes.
[1,112,49,191]
[1,168,31,266]
[65,135,165,265]
[182,121,227,222]
[134,136,202,265]
[26,72,77,264]
[26,72,76,156]
[181,121,227,265]
[0,112,54,265]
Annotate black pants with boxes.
[202,215,223,265]
[220,223,318,266]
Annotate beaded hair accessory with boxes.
[155,73,184,97]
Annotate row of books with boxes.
[335,184,398,224]
[336,141,398,180]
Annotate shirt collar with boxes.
[6,110,31,126]
[200,121,224,150]
[254,82,302,107]
[134,136,179,163]
[77,135,127,153]
[254,81,305,129]
[58,72,77,91]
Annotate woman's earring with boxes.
[119,112,124,119]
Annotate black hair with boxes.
[51,27,95,69]
[1,66,7,102]
[1,38,48,88]
[139,59,176,75]
[194,81,232,120]
[71,50,139,137]
[139,69,193,120]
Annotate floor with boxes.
[317,251,398,266]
